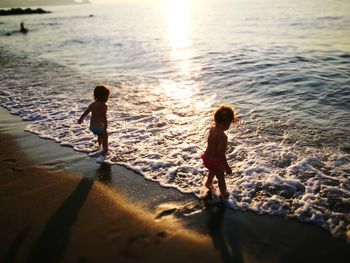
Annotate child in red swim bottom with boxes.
[201,105,239,199]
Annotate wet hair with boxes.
[94,85,110,101]
[214,105,234,125]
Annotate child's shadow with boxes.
[25,177,94,263]
[204,194,243,263]
[96,163,112,184]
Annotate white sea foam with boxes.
[1,0,350,241]
[1,77,349,241]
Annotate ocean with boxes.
[1,0,349,240]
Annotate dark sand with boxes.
[1,107,350,263]
[0,127,219,262]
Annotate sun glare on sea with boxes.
[160,0,201,104]
[163,0,190,49]
[163,0,194,75]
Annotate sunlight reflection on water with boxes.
[0,0,349,241]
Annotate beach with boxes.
[1,0,350,242]
[0,108,220,263]
[1,0,350,261]
[1,107,350,263]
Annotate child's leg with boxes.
[205,170,215,190]
[101,131,108,155]
[215,169,228,198]
[97,135,102,147]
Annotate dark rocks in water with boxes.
[0,8,51,16]
[0,0,90,8]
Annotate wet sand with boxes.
[0,134,220,262]
[1,107,350,263]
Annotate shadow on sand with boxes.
[206,204,243,263]
[5,163,114,263]
[203,193,243,263]
[96,163,112,184]
[203,195,350,263]
[25,176,94,263]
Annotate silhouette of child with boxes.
[78,86,110,162]
[20,22,28,33]
[201,105,239,199]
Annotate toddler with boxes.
[201,105,239,199]
[78,85,110,162]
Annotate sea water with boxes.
[0,0,349,240]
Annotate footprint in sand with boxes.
[155,208,178,219]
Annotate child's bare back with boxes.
[78,85,110,158]
[89,101,107,129]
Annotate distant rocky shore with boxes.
[0,8,51,16]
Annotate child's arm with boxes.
[217,134,232,174]
[78,104,92,124]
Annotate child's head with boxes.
[94,85,110,102]
[214,105,235,128]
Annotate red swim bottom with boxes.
[201,155,223,170]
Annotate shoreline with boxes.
[1,106,350,262]
[0,111,220,262]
